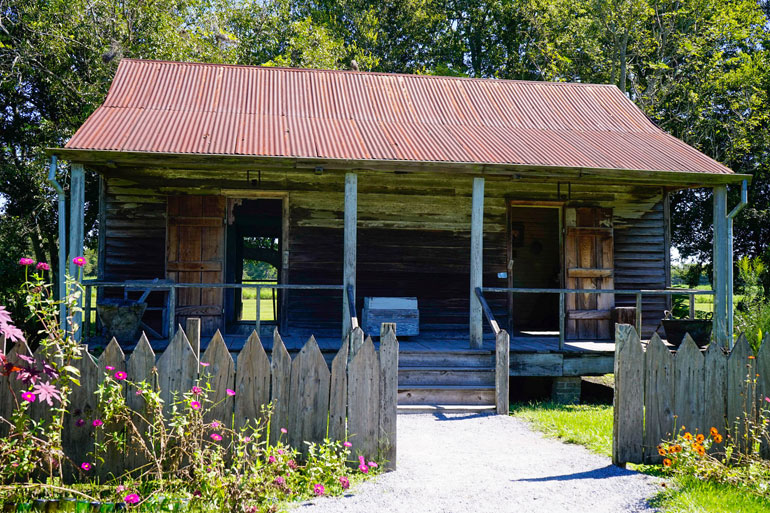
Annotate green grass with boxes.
[241,297,276,322]
[511,402,614,457]
[511,400,770,513]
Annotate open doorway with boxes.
[509,205,562,332]
[225,198,283,332]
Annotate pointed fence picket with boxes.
[0,322,399,477]
[614,325,770,466]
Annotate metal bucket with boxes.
[661,318,712,348]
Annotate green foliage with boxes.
[735,256,770,349]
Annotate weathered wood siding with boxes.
[614,201,669,338]
[99,169,668,339]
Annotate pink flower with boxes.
[135,389,143,395]
[343,441,352,448]
[226,388,236,396]
[19,258,34,266]
[339,476,350,490]
[35,262,50,271]
[765,397,770,403]
[268,455,276,463]
[116,485,126,493]
[210,433,223,441]
[211,421,220,428]
[243,436,252,443]
[313,484,325,496]
[274,476,285,486]
[287,459,297,470]
[72,256,86,267]
[368,461,378,468]
[105,366,115,371]
[191,386,202,395]
[358,455,365,464]
[76,418,85,427]
[200,362,210,367]
[114,371,127,380]
[123,494,140,505]
[92,419,103,427]
[280,427,288,434]
[81,462,92,471]
[190,401,201,410]
[32,382,61,405]
[21,391,36,402]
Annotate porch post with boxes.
[343,173,357,338]
[712,186,729,347]
[470,177,485,348]
[68,163,86,341]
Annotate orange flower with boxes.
[714,434,723,444]
[683,432,693,441]
[749,355,756,360]
[696,445,706,456]
[673,444,682,453]
[696,434,705,443]
[691,443,700,451]
[663,458,672,467]
[710,427,719,437]
[658,448,667,456]
[667,446,676,454]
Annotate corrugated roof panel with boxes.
[64,59,734,174]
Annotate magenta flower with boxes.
[313,484,325,496]
[72,256,86,267]
[765,396,770,403]
[226,388,236,396]
[274,476,285,486]
[358,464,368,473]
[244,436,252,443]
[81,462,92,471]
[18,258,34,266]
[287,459,297,470]
[76,418,85,427]
[277,449,284,455]
[135,389,143,395]
[358,455,365,464]
[268,455,276,463]
[114,371,127,380]
[191,386,202,395]
[105,366,115,371]
[35,262,50,271]
[92,419,104,427]
[368,461,378,468]
[339,476,350,490]
[211,421,220,428]
[190,401,201,410]
[343,441,352,448]
[21,391,36,403]
[123,494,140,505]
[200,362,210,367]
[32,382,62,405]
[280,427,288,434]
[210,433,223,441]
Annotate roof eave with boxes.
[48,148,751,187]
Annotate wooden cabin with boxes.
[53,59,747,409]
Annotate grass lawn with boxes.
[511,397,770,513]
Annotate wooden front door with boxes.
[564,207,614,340]
[167,196,226,336]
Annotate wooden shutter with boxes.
[564,207,614,340]
[167,196,226,336]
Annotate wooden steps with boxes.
[397,350,496,413]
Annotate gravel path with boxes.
[298,413,662,513]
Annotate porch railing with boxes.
[477,287,715,349]
[82,280,359,340]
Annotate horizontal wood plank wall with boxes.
[101,170,664,338]
[614,200,668,338]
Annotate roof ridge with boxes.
[118,58,620,89]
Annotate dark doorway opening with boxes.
[225,199,283,333]
[509,206,561,332]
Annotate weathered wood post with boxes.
[343,173,357,339]
[496,329,510,414]
[68,162,86,341]
[713,186,729,347]
[470,177,485,348]
[379,323,398,469]
[612,324,644,467]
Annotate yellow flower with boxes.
[683,432,693,441]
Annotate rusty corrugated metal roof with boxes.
[64,59,733,174]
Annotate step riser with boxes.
[398,369,494,386]
[398,353,495,367]
[397,405,497,414]
[398,388,495,405]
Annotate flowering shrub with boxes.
[658,363,770,499]
[0,258,381,511]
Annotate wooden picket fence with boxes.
[613,323,770,466]
[0,322,398,477]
